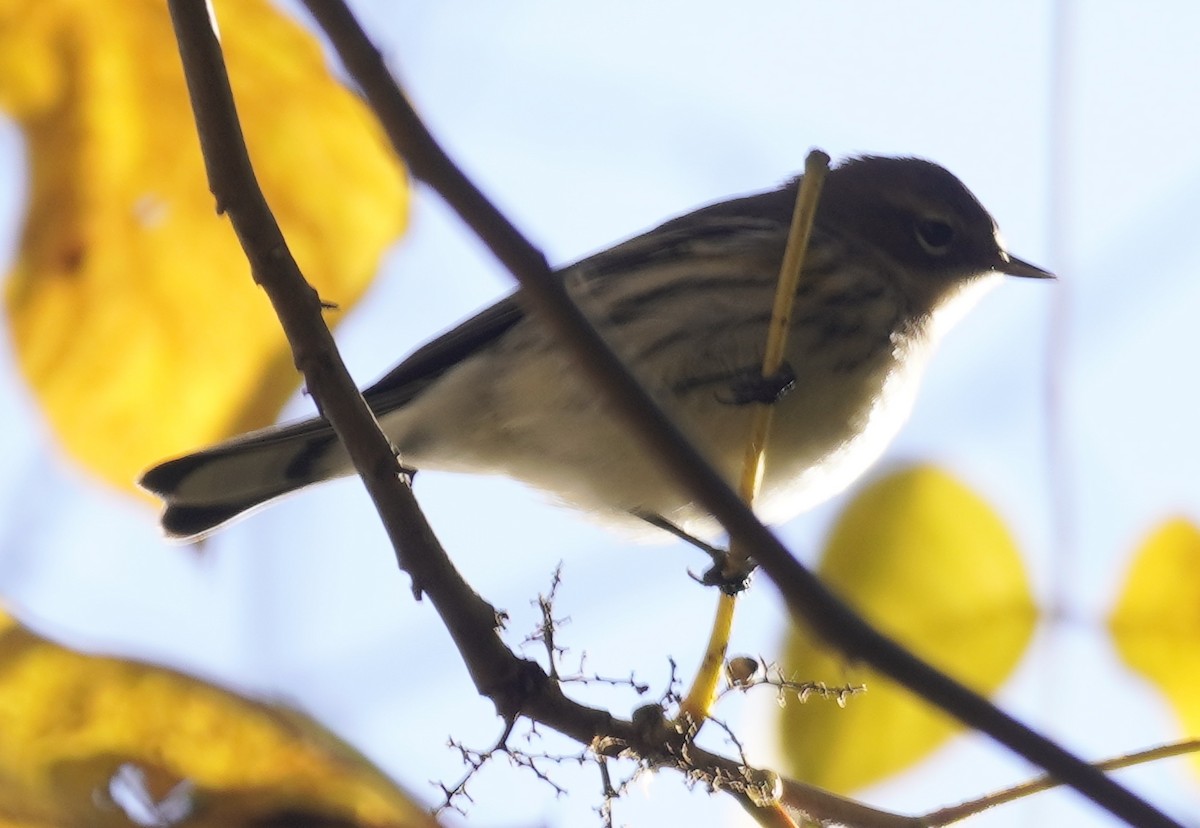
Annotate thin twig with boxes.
[295,2,1179,825]
[527,565,567,681]
[924,738,1200,825]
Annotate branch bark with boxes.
[165,0,514,711]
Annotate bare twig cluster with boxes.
[519,566,654,697]
[720,655,865,708]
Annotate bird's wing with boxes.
[362,294,526,412]
[362,179,800,413]
[575,183,799,281]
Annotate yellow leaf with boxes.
[0,606,438,827]
[0,0,408,491]
[778,464,1037,793]
[1109,517,1200,773]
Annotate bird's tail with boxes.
[139,417,347,541]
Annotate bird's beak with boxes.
[998,252,1054,279]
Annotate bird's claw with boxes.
[719,362,797,406]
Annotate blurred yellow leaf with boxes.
[778,464,1037,793]
[0,607,437,828]
[1109,517,1200,773]
[0,0,408,491]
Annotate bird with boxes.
[140,155,1051,542]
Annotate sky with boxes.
[2,2,1200,826]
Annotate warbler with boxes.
[141,155,1051,542]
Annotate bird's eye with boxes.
[915,218,955,255]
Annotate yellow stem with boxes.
[725,149,830,574]
[924,738,1200,825]
[676,592,737,723]
[676,150,830,726]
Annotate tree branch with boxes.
[293,2,1180,826]
[166,0,515,710]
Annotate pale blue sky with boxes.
[1,3,1198,826]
